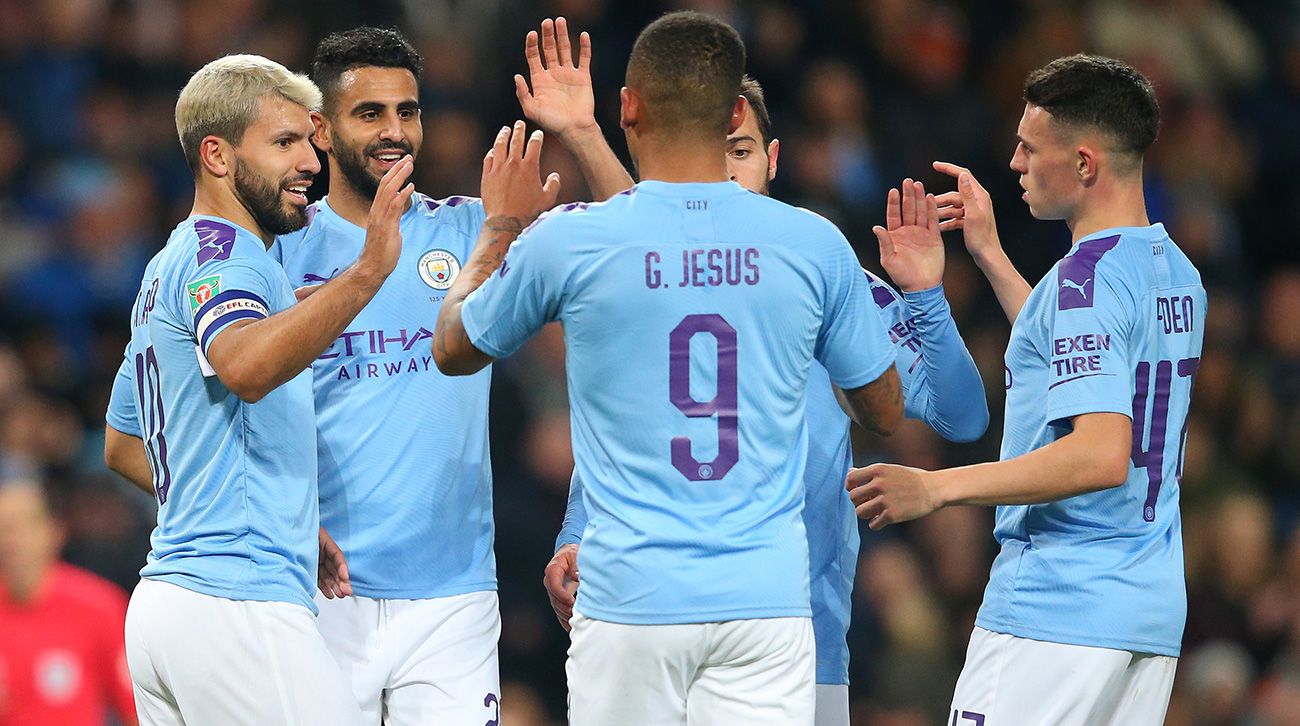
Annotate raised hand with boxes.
[515,17,596,140]
[932,160,1031,322]
[873,178,945,293]
[932,161,1003,265]
[357,155,415,279]
[481,121,561,226]
[542,543,580,631]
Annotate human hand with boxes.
[515,17,596,142]
[356,155,415,280]
[932,161,1004,267]
[318,527,351,599]
[846,463,941,530]
[542,543,580,631]
[873,178,944,292]
[481,121,561,225]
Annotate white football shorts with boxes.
[313,589,501,725]
[125,578,363,726]
[948,626,1176,725]
[567,612,815,726]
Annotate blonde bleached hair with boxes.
[175,54,322,173]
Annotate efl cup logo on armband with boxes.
[418,249,461,290]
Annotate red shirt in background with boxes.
[0,563,135,725]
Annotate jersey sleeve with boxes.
[814,234,896,389]
[181,256,279,359]
[1045,254,1136,425]
[897,284,989,442]
[106,351,142,437]
[555,470,588,551]
[460,214,568,359]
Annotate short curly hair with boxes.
[311,26,423,114]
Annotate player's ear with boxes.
[1077,144,1100,187]
[767,138,780,182]
[310,111,332,153]
[619,87,639,131]
[199,135,232,179]
[727,96,746,135]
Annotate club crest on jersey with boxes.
[418,249,460,290]
[186,275,222,311]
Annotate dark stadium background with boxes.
[0,0,1297,723]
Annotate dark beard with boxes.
[332,133,414,201]
[233,159,308,236]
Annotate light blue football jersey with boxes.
[462,180,896,624]
[106,215,318,612]
[978,223,1204,656]
[559,275,988,681]
[274,194,494,599]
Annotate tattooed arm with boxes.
[838,366,904,436]
[433,121,560,375]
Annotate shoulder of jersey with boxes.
[862,268,904,309]
[174,217,265,272]
[521,187,639,236]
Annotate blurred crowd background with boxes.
[0,0,1297,724]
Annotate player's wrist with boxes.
[557,121,603,148]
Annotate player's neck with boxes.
[191,182,273,248]
[327,173,412,230]
[1066,175,1150,244]
[634,135,730,184]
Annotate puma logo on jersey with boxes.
[1060,277,1090,298]
[303,268,339,284]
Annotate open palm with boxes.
[873,179,945,293]
[515,17,595,138]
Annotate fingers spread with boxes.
[901,178,916,227]
[541,18,559,68]
[926,192,940,231]
[886,187,902,230]
[872,225,894,259]
[508,120,527,159]
[579,31,592,70]
[932,160,969,179]
[525,31,544,75]
[556,17,573,66]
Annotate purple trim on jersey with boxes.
[1047,371,1117,390]
[425,195,476,211]
[199,309,267,350]
[193,289,270,327]
[871,282,897,309]
[305,203,320,226]
[194,219,237,266]
[1057,234,1119,310]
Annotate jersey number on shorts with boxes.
[135,346,173,504]
[1131,357,1199,522]
[668,314,738,481]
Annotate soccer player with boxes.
[272,27,507,724]
[519,30,989,723]
[0,476,136,726]
[102,54,413,724]
[434,12,904,725]
[847,55,1205,724]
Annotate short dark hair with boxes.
[626,11,746,135]
[311,27,423,114]
[1024,54,1159,158]
[739,76,772,144]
